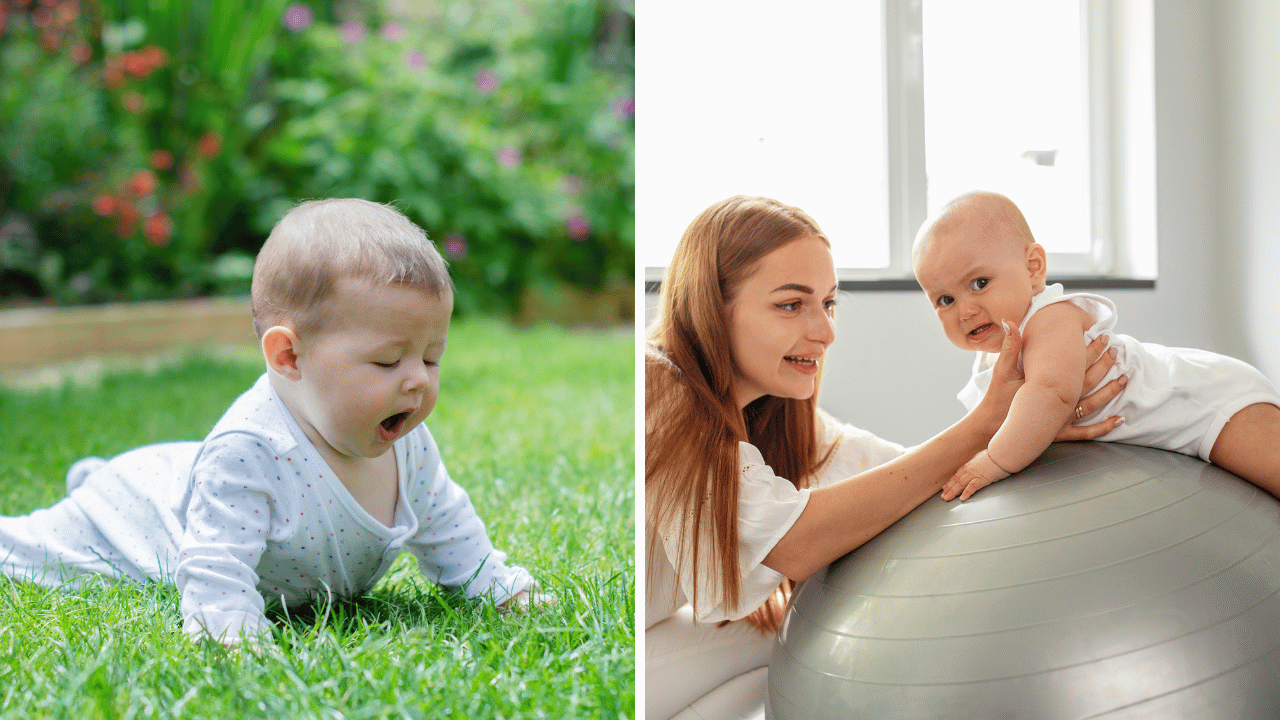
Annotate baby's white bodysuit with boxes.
[958,284,1280,461]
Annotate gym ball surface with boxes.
[769,441,1280,719]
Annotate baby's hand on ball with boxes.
[941,450,1011,502]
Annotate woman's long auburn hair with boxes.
[646,195,835,633]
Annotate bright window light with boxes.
[637,0,888,272]
[923,0,1092,255]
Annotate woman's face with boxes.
[727,235,838,410]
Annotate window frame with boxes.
[644,0,1156,288]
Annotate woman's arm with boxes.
[761,324,1124,581]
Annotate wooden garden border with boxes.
[0,297,257,369]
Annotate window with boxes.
[639,0,1153,281]
[637,0,887,278]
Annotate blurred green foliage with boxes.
[0,0,634,315]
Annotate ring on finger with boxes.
[1074,405,1085,420]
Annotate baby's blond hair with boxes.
[250,199,452,338]
[912,190,1036,269]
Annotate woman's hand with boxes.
[1054,335,1127,441]
[974,322,1026,434]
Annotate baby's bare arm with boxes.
[987,304,1091,473]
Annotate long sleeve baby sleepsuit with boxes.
[0,374,533,642]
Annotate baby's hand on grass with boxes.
[499,590,557,613]
[941,450,1011,502]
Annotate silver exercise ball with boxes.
[769,441,1280,719]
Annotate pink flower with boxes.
[613,95,635,120]
[567,214,590,242]
[495,146,522,167]
[339,22,365,43]
[443,233,467,259]
[405,49,427,70]
[561,174,583,195]
[283,3,313,31]
[380,21,405,42]
[474,69,498,95]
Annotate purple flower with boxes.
[613,95,635,120]
[283,3,314,32]
[406,49,428,70]
[474,69,498,95]
[561,174,583,195]
[567,213,591,242]
[380,21,405,42]
[339,22,365,43]
[443,233,467,259]
[495,146,522,167]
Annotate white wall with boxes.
[644,0,1280,447]
[1216,0,1280,383]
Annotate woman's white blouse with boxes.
[646,418,905,627]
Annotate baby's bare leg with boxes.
[1209,402,1280,498]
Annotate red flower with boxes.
[114,202,139,237]
[149,149,174,170]
[121,90,146,113]
[145,213,172,247]
[123,51,150,78]
[140,45,168,71]
[128,169,156,198]
[197,132,222,159]
[91,194,116,217]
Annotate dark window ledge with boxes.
[645,277,1156,294]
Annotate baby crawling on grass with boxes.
[913,190,1280,502]
[0,198,541,644]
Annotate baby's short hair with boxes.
[912,190,1036,269]
[251,199,452,338]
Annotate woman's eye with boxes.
[823,298,838,313]
[777,301,801,312]
[971,277,990,291]
[937,295,954,307]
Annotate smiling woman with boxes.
[644,195,1128,720]
[727,236,838,410]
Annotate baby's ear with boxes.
[261,326,302,380]
[1026,242,1047,283]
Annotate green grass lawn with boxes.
[0,319,635,719]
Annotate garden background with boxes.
[0,0,633,319]
[0,0,635,717]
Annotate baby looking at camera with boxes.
[912,190,1280,502]
[0,198,538,643]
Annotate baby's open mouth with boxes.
[380,411,411,435]
[969,323,993,337]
